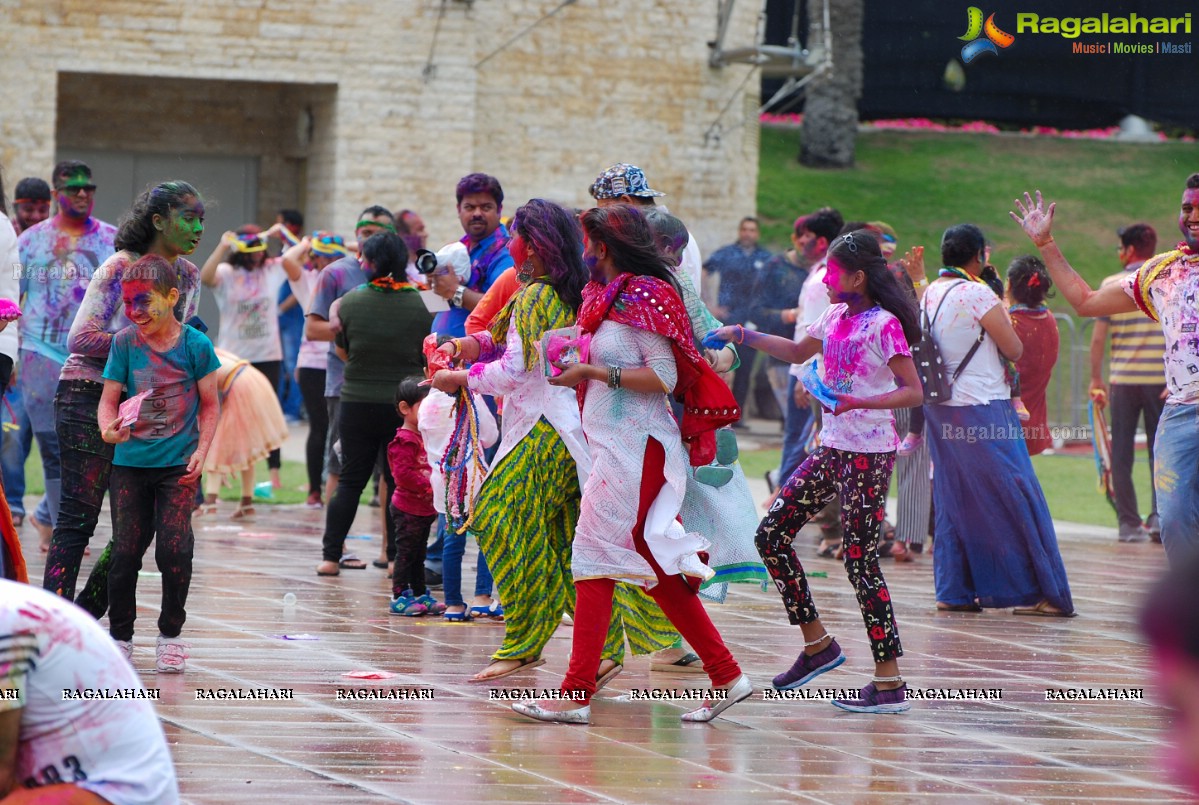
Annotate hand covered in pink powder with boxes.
[181,449,206,487]
[101,416,131,445]
[0,298,21,332]
[830,393,862,416]
[1010,190,1057,248]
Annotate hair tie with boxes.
[1027,273,1041,288]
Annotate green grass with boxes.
[757,126,1196,293]
[738,447,1151,529]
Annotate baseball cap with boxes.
[589,163,666,200]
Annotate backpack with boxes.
[911,280,986,404]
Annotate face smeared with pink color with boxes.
[508,231,530,269]
[1180,188,1199,251]
[155,197,205,257]
[823,257,865,305]
[797,229,827,262]
[122,279,179,334]
[54,169,95,221]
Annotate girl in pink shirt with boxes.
[711,230,923,714]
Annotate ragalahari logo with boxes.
[959,7,1016,63]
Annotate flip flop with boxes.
[650,651,706,674]
[936,602,982,612]
[371,560,389,569]
[316,567,339,577]
[595,662,623,692]
[1013,601,1076,618]
[468,657,545,683]
[339,554,368,570]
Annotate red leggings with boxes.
[562,438,741,701]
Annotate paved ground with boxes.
[12,422,1182,804]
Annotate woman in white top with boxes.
[200,224,302,489]
[510,204,750,725]
[922,224,1073,617]
[432,200,594,681]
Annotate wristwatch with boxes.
[450,286,466,308]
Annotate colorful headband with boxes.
[231,234,267,254]
[12,198,49,205]
[310,236,347,257]
[355,220,397,234]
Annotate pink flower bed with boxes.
[760,113,1196,142]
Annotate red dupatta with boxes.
[576,273,740,465]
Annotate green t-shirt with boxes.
[335,285,432,404]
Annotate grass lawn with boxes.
[757,125,1196,291]
[738,446,1151,530]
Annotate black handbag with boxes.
[911,281,986,404]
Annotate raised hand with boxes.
[1010,190,1056,247]
[899,246,926,284]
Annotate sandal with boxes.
[443,608,472,623]
[469,656,545,683]
[595,661,623,692]
[888,542,915,562]
[936,601,983,613]
[470,602,504,621]
[1012,600,1076,618]
[649,650,706,674]
[338,553,368,570]
[816,542,839,559]
[231,504,256,521]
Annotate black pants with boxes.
[251,360,282,470]
[298,368,328,495]
[390,505,436,598]
[321,401,399,563]
[43,379,114,616]
[1110,383,1165,529]
[108,464,194,641]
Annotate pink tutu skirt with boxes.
[204,348,290,475]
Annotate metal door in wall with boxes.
[54,149,260,344]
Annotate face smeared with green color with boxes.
[155,196,205,256]
[55,169,95,220]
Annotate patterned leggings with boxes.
[755,446,902,663]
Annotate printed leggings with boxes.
[755,446,902,663]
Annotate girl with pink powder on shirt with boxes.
[710,230,923,714]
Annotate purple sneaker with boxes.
[832,682,910,714]
[772,639,845,690]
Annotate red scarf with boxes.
[577,273,739,465]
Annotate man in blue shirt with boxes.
[703,217,773,420]
[428,173,514,338]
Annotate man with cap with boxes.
[588,163,703,293]
[16,160,117,545]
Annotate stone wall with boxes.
[1,0,760,253]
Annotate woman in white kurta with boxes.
[512,203,751,725]
[432,200,594,683]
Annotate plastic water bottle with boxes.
[282,593,297,606]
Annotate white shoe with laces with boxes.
[156,635,189,673]
[115,639,133,664]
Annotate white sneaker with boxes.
[156,635,189,673]
[115,639,133,663]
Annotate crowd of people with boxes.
[0,156,1196,801]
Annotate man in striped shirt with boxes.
[1090,224,1167,543]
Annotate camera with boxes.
[414,249,439,274]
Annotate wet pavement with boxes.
[13,446,1184,804]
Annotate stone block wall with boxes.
[2,0,760,253]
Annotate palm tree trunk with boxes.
[799,0,864,168]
